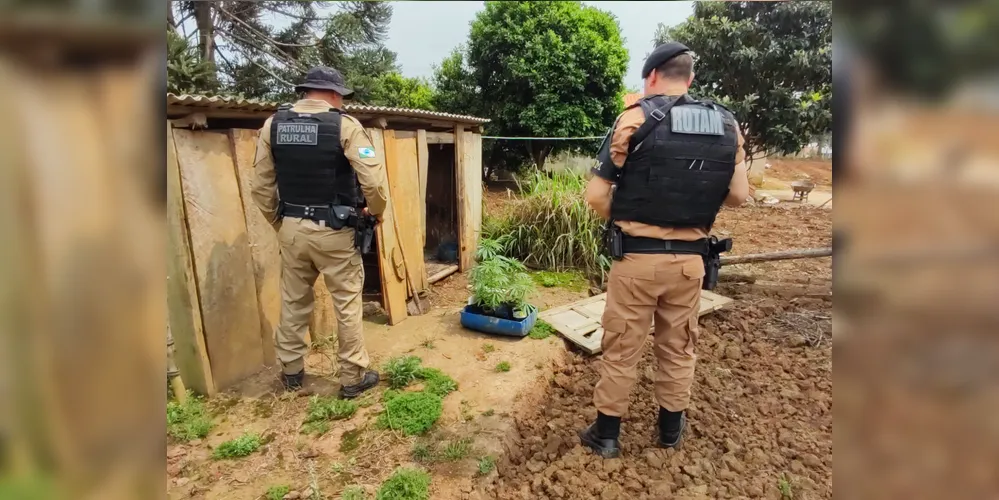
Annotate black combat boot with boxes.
[578,412,622,458]
[281,370,304,391]
[657,407,686,449]
[339,370,380,399]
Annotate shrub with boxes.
[377,392,443,436]
[482,170,610,284]
[167,392,214,442]
[477,456,497,476]
[495,361,511,372]
[212,433,261,459]
[375,467,431,500]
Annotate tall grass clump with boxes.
[482,170,610,283]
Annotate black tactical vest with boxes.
[270,105,358,206]
[610,94,739,230]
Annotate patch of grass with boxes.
[528,320,556,340]
[482,344,495,353]
[265,485,291,500]
[305,396,358,423]
[420,339,435,349]
[382,389,402,402]
[495,361,511,372]
[342,486,367,500]
[377,391,443,436]
[375,467,431,500]
[416,367,458,397]
[778,473,794,499]
[166,392,214,442]
[481,170,611,284]
[477,456,496,476]
[340,428,363,453]
[383,356,423,389]
[411,442,434,463]
[532,270,587,291]
[481,409,495,417]
[301,421,331,436]
[212,433,260,460]
[442,438,473,461]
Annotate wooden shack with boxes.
[166,93,487,394]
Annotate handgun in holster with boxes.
[702,235,733,291]
[604,221,624,260]
[353,199,378,255]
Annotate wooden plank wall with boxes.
[369,128,409,325]
[456,129,483,271]
[385,131,428,294]
[166,125,215,395]
[229,129,278,366]
[173,129,265,390]
[417,129,430,249]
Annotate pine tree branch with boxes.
[216,26,307,73]
[215,32,295,87]
[258,3,320,22]
[217,5,319,48]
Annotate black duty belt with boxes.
[621,236,709,256]
[282,202,356,229]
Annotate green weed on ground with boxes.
[305,396,358,423]
[532,270,587,291]
[495,361,511,372]
[300,421,331,436]
[167,392,214,442]
[410,437,473,463]
[376,468,431,500]
[342,485,367,500]
[779,473,794,499]
[377,392,443,436]
[383,356,423,389]
[340,428,363,453]
[212,433,261,459]
[482,344,495,353]
[477,456,496,476]
[265,485,291,500]
[416,367,458,397]
[528,320,556,340]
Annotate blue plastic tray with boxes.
[460,304,538,338]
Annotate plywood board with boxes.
[417,129,429,253]
[540,291,734,355]
[229,129,277,366]
[166,124,215,395]
[369,128,409,325]
[384,130,429,294]
[455,127,484,271]
[174,129,264,389]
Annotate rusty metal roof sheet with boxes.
[167,93,489,124]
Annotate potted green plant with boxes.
[460,238,539,337]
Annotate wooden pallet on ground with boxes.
[538,291,733,355]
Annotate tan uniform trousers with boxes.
[275,217,370,386]
[593,253,705,416]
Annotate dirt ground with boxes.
[168,161,833,500]
[758,158,833,191]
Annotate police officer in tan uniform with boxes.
[252,67,389,398]
[580,43,750,457]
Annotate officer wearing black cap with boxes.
[580,43,750,457]
[251,66,389,398]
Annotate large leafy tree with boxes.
[436,1,627,171]
[655,1,832,162]
[367,73,436,110]
[167,1,398,102]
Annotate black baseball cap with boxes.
[641,42,692,79]
[295,66,354,98]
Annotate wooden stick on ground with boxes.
[720,247,832,266]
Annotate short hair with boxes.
[655,53,694,81]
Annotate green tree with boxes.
[453,1,628,171]
[368,73,436,110]
[167,1,398,101]
[654,1,831,162]
[167,30,219,95]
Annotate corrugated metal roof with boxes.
[167,93,489,124]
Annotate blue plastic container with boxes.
[460,304,538,338]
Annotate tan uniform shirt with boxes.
[251,99,389,226]
[586,92,748,240]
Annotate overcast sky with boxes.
[383,1,694,91]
